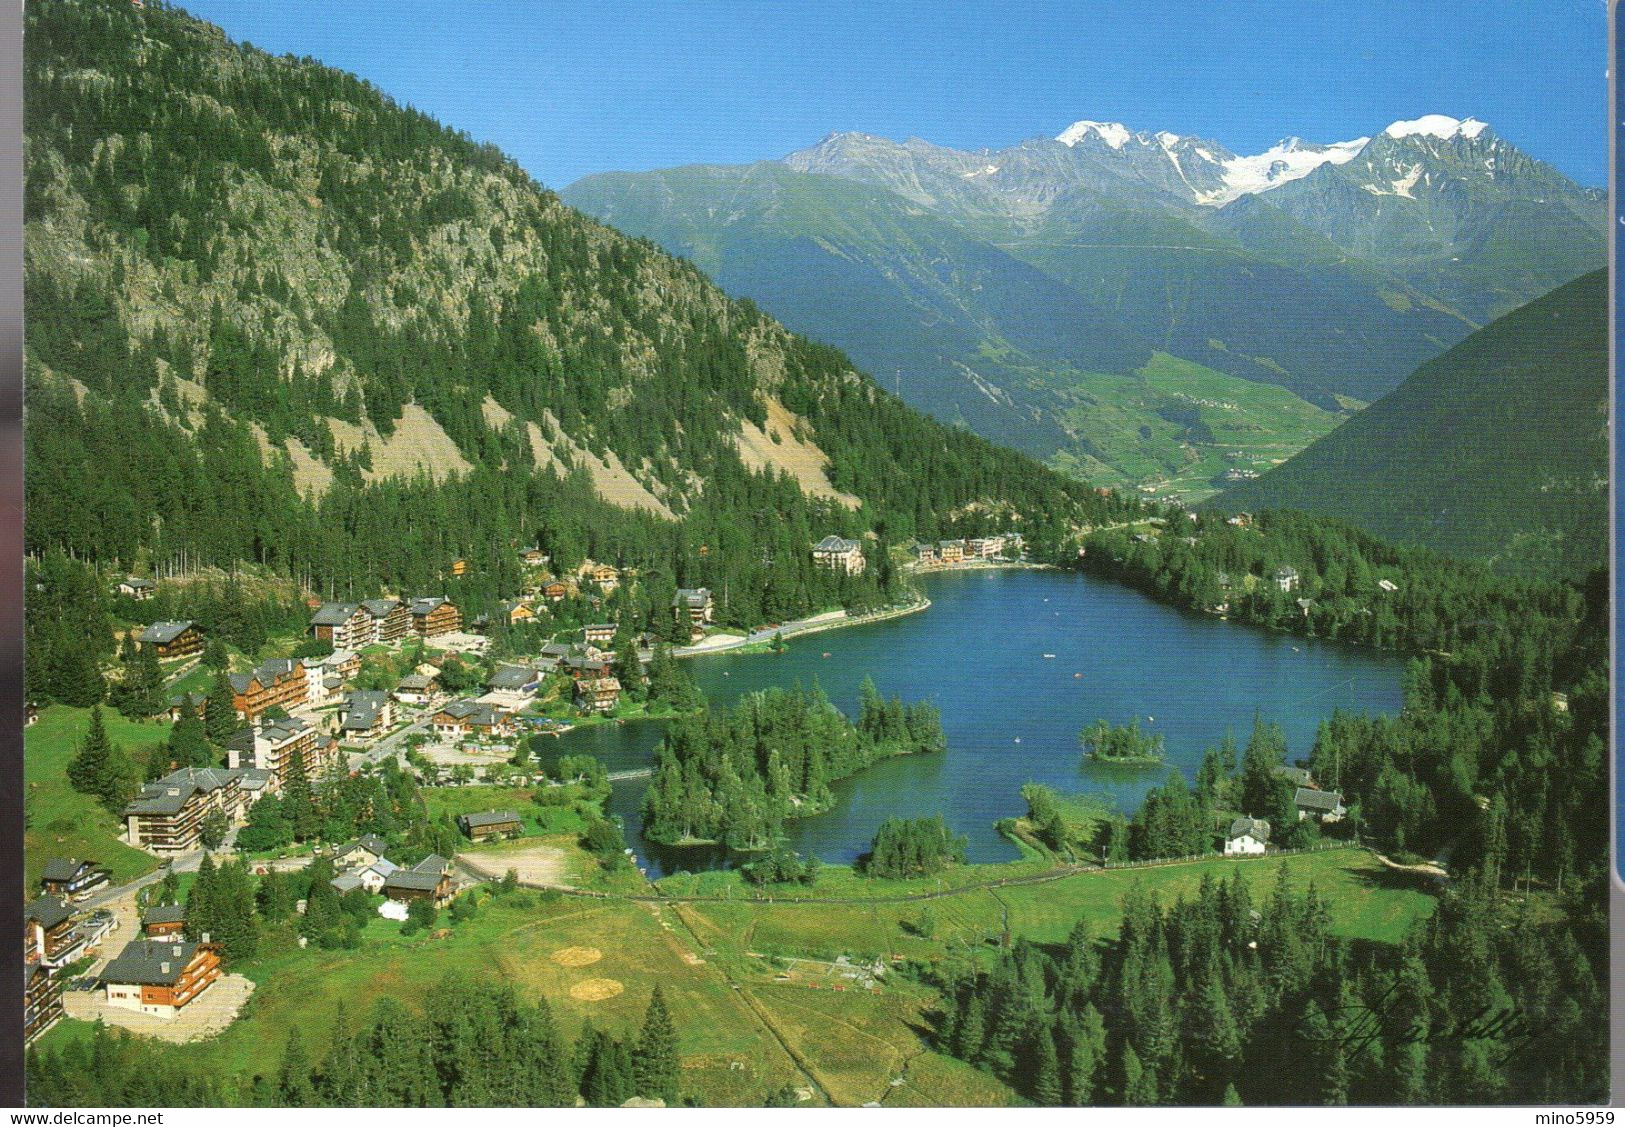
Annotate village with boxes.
[26,530,1038,1046]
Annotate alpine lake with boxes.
[544,568,1404,877]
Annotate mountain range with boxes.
[1212,269,1608,580]
[565,114,1604,498]
[23,0,1121,603]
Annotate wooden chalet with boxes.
[24,957,62,1045]
[456,810,523,843]
[24,897,76,965]
[229,657,308,720]
[39,857,109,901]
[117,577,156,601]
[101,938,222,1019]
[141,903,187,938]
[541,581,569,603]
[309,602,373,650]
[410,596,462,638]
[573,675,623,714]
[139,620,204,659]
[382,855,453,906]
[362,597,412,645]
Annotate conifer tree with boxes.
[66,705,112,795]
[167,695,212,767]
[1031,1026,1062,1106]
[205,667,237,743]
[276,1028,316,1107]
[634,986,679,1104]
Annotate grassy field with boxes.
[421,783,592,838]
[1049,352,1350,502]
[24,705,171,888]
[35,846,1434,1106]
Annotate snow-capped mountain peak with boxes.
[1383,114,1488,141]
[1201,135,1369,206]
[1056,120,1133,149]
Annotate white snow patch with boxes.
[961,164,1000,178]
[1202,135,1368,206]
[1057,120,1132,149]
[1383,114,1487,140]
[1155,131,1182,147]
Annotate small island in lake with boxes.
[1079,717,1166,766]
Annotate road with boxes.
[672,599,930,659]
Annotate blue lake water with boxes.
[543,568,1404,876]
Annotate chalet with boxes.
[564,654,613,680]
[39,857,109,901]
[430,699,512,739]
[496,599,536,627]
[486,664,541,696]
[383,855,453,906]
[339,691,395,740]
[1377,578,1398,593]
[117,577,156,601]
[581,562,621,592]
[1294,787,1346,823]
[574,675,623,714]
[309,602,373,650]
[326,649,363,680]
[139,620,204,659]
[1223,817,1270,856]
[332,833,391,872]
[101,938,222,1019]
[25,897,77,965]
[362,597,412,645]
[457,810,524,842]
[24,958,62,1045]
[451,558,470,577]
[937,539,966,564]
[356,858,399,894]
[142,903,187,938]
[227,715,334,787]
[672,587,715,630]
[1273,566,1300,593]
[393,673,440,705]
[229,657,308,721]
[164,694,207,723]
[542,581,569,603]
[1272,765,1315,789]
[410,596,462,638]
[914,544,939,566]
[124,767,249,854]
[520,548,550,567]
[812,535,866,575]
[584,623,617,647]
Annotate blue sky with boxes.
[178,0,1608,189]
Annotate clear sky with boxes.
[177,0,1608,189]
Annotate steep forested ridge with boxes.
[23,0,1133,615]
[1213,271,1608,580]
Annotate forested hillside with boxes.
[1214,271,1607,579]
[23,0,1133,619]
